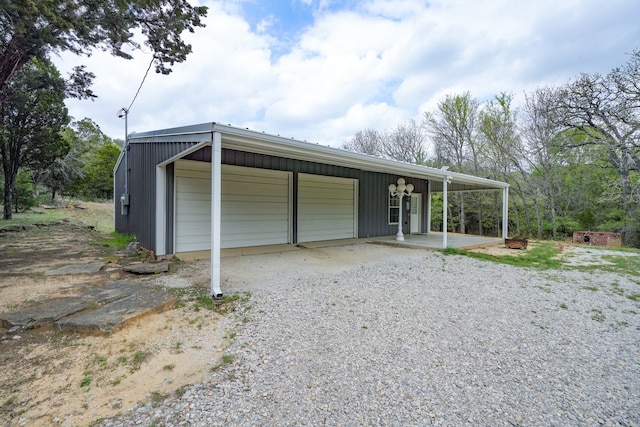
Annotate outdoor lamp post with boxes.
[388,178,414,241]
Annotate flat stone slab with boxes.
[1,297,97,328]
[56,287,176,334]
[124,261,171,275]
[44,262,105,276]
[82,280,142,302]
[0,280,174,333]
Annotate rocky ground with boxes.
[0,203,240,426]
[103,246,640,427]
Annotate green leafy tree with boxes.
[0,0,208,104]
[0,58,70,219]
[84,142,121,200]
[36,119,115,200]
[12,169,36,213]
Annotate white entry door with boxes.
[410,193,422,233]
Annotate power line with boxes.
[126,55,155,113]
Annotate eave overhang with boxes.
[127,122,509,192]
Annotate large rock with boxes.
[45,262,105,276]
[56,287,176,334]
[124,261,171,275]
[0,280,175,334]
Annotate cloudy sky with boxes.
[55,0,640,147]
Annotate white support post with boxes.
[426,180,432,234]
[502,187,509,239]
[442,178,448,249]
[210,132,223,298]
[396,192,405,241]
[155,165,166,256]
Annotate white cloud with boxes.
[55,0,640,147]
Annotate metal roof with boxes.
[127,122,509,192]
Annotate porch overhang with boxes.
[127,122,509,298]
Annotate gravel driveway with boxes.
[106,245,640,426]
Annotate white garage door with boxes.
[222,165,291,248]
[174,161,291,252]
[297,174,357,242]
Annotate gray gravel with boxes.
[104,249,640,426]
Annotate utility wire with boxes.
[126,55,155,112]
[125,1,179,112]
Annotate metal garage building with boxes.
[114,122,509,296]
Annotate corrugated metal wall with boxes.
[114,141,201,250]
[183,147,428,240]
[115,141,430,251]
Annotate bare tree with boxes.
[519,87,566,239]
[424,92,479,170]
[382,119,428,164]
[557,50,640,244]
[478,93,521,236]
[560,55,639,196]
[342,120,428,164]
[424,92,480,233]
[341,129,384,157]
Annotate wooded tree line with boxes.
[0,56,121,218]
[343,50,640,247]
[0,0,208,219]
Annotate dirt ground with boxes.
[0,203,238,427]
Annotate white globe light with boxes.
[406,183,414,193]
[388,184,396,193]
[397,184,406,193]
[397,178,406,185]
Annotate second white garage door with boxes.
[297,174,358,242]
[222,165,291,248]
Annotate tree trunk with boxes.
[533,199,542,240]
[3,173,15,220]
[0,35,32,106]
[550,204,557,240]
[447,205,455,232]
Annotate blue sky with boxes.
[242,0,315,40]
[55,0,640,148]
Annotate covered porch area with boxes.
[370,232,504,250]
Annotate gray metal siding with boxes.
[185,147,428,239]
[114,141,201,250]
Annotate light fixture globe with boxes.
[397,184,406,193]
[406,183,414,194]
[396,178,406,185]
[388,184,397,193]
